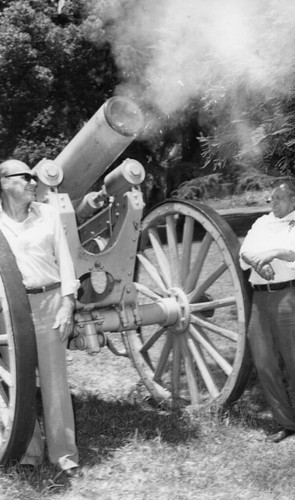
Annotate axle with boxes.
[69,289,190,354]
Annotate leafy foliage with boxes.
[172,173,225,200]
[0,0,118,164]
[172,165,281,202]
[230,166,280,194]
[198,2,295,179]
[1,0,295,197]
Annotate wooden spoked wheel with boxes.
[0,232,36,465]
[127,200,252,410]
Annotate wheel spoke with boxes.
[0,382,7,402]
[188,262,227,302]
[190,296,236,313]
[190,314,238,342]
[134,282,163,300]
[0,394,8,428]
[0,383,8,425]
[0,335,8,346]
[189,324,233,375]
[184,232,213,293]
[137,252,168,294]
[154,333,173,382]
[148,228,172,288]
[179,334,199,405]
[187,336,220,398]
[181,216,194,284]
[141,327,165,354]
[130,200,251,411]
[172,335,181,397]
[166,215,180,285]
[0,361,12,387]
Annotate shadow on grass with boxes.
[74,392,200,467]
[1,392,201,496]
[2,371,282,496]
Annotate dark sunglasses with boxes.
[4,172,38,183]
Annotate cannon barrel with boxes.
[55,96,144,202]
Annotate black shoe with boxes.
[265,428,294,443]
[63,466,83,478]
[54,466,83,481]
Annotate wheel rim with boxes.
[0,232,36,465]
[128,200,251,409]
[0,276,17,458]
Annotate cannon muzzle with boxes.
[53,97,144,202]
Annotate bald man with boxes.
[0,159,80,477]
[240,181,295,443]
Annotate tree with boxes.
[0,0,118,164]
[198,1,295,179]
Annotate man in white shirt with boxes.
[240,181,295,443]
[0,159,81,477]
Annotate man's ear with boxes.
[0,176,9,193]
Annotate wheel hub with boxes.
[167,287,191,333]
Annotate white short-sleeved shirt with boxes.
[240,210,295,284]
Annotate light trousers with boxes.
[21,288,78,469]
[248,287,295,430]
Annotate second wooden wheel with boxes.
[127,200,252,409]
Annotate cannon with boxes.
[0,96,252,465]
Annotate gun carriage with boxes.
[0,97,252,464]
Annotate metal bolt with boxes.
[130,162,141,177]
[46,164,58,177]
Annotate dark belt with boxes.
[252,279,295,292]
[26,282,61,294]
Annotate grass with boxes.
[1,339,294,499]
[1,190,293,500]
[1,359,294,500]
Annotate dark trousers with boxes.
[248,287,295,430]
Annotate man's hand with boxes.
[241,252,275,280]
[242,248,295,274]
[248,250,278,274]
[53,294,75,342]
[256,263,275,281]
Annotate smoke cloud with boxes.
[86,0,295,150]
